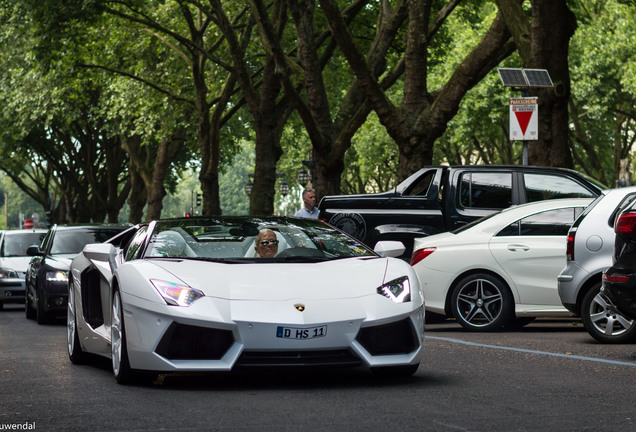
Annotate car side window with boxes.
[524,173,595,202]
[124,227,148,261]
[459,172,512,209]
[40,230,52,252]
[496,207,582,237]
[404,170,435,196]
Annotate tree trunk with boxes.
[322,0,514,182]
[249,105,286,216]
[126,161,147,224]
[104,136,129,223]
[199,101,223,216]
[527,0,576,168]
[212,1,290,216]
[146,138,182,220]
[196,63,234,217]
[253,0,404,199]
[396,10,515,179]
[249,128,281,216]
[121,133,182,222]
[497,0,576,168]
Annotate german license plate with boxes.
[276,325,327,340]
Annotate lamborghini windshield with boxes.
[144,217,376,261]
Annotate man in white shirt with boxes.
[294,188,319,219]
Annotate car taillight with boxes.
[615,212,636,240]
[566,229,576,261]
[410,247,436,266]
[603,273,630,283]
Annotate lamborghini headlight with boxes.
[377,276,411,303]
[150,279,204,307]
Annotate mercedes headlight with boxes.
[150,279,204,307]
[377,276,411,303]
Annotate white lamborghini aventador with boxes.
[67,217,424,384]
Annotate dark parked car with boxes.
[601,198,636,321]
[25,224,128,324]
[0,229,47,310]
[320,165,604,259]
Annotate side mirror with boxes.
[82,243,119,279]
[26,245,43,257]
[83,243,117,263]
[374,241,406,258]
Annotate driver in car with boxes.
[254,229,279,258]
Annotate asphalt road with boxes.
[1,303,635,432]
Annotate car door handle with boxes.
[507,244,530,252]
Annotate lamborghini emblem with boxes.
[294,304,306,312]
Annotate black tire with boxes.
[450,273,513,332]
[111,290,135,384]
[0,300,4,311]
[581,282,636,344]
[24,289,35,319]
[36,292,49,325]
[67,283,88,364]
[25,295,35,320]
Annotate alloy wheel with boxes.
[67,286,76,356]
[111,292,124,377]
[452,274,512,331]
[584,289,636,343]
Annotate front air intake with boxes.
[356,318,419,356]
[155,323,234,360]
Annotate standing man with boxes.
[294,188,319,219]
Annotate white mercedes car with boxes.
[67,217,424,383]
[411,198,593,331]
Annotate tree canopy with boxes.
[0,0,633,224]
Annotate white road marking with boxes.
[426,336,636,367]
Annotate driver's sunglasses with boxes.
[259,239,279,246]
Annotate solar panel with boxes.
[498,68,528,87]
[497,68,554,88]
[523,69,554,87]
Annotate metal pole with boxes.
[523,143,528,165]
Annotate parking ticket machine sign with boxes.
[510,97,538,141]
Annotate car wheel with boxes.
[67,283,88,364]
[0,301,3,311]
[36,291,49,325]
[25,294,35,320]
[581,283,636,344]
[451,273,513,332]
[111,290,135,384]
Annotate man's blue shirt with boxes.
[294,207,320,219]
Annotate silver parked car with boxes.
[558,187,636,343]
[0,229,47,310]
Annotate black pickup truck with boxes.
[319,165,604,259]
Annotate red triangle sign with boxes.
[514,110,534,136]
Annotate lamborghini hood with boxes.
[145,257,395,301]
